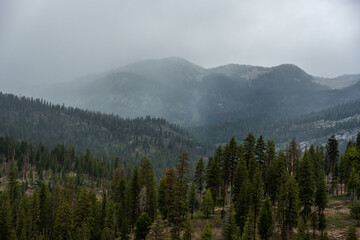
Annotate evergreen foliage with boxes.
[135,212,152,240]
[202,189,214,218]
[201,223,213,240]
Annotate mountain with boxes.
[23,57,360,127]
[313,74,360,89]
[0,92,209,172]
[191,99,360,151]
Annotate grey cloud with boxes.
[0,0,359,93]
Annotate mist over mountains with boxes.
[29,57,360,127]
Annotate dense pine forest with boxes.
[1,132,360,240]
[0,92,210,175]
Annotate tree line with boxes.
[0,132,360,240]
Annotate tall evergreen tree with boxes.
[223,203,239,240]
[130,167,141,230]
[182,217,193,240]
[52,200,73,240]
[201,223,213,240]
[202,189,214,218]
[258,197,273,240]
[327,135,339,179]
[233,157,248,204]
[297,155,315,219]
[188,184,198,219]
[135,212,152,240]
[0,191,12,240]
[346,226,357,240]
[195,158,205,209]
[241,207,255,240]
[139,158,156,219]
[277,175,300,240]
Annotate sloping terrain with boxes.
[191,99,360,150]
[31,57,360,126]
[0,92,209,171]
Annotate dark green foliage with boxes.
[149,212,166,240]
[297,154,314,219]
[182,217,193,240]
[0,93,209,177]
[327,135,339,176]
[201,223,213,240]
[139,158,156,219]
[130,167,141,229]
[73,188,95,239]
[346,226,357,240]
[266,151,286,204]
[235,180,250,234]
[188,184,198,219]
[318,212,326,237]
[310,212,318,240]
[135,212,152,240]
[258,197,273,240]
[195,158,205,208]
[350,200,360,227]
[0,191,12,240]
[52,200,73,240]
[296,217,310,240]
[206,156,221,208]
[223,204,238,240]
[202,189,214,218]
[241,207,255,240]
[277,175,300,240]
[233,157,247,204]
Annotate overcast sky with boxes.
[1,0,360,91]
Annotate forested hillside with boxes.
[29,58,360,126]
[0,132,359,239]
[0,92,209,173]
[191,99,360,150]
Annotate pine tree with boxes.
[348,168,360,200]
[182,217,193,240]
[52,200,73,240]
[258,197,273,240]
[277,175,300,240]
[201,223,213,240]
[130,167,141,229]
[350,199,360,227]
[30,190,41,239]
[73,188,95,239]
[297,155,315,219]
[149,212,166,240]
[39,183,50,238]
[296,217,310,240]
[135,212,152,240]
[0,191,12,240]
[249,166,263,238]
[206,156,220,211]
[223,204,238,240]
[315,169,327,215]
[310,212,318,240]
[346,226,357,240]
[255,135,266,181]
[241,207,255,240]
[139,158,156,219]
[233,157,247,204]
[318,212,326,238]
[195,158,205,209]
[327,135,339,180]
[235,180,250,234]
[202,189,214,218]
[188,184,198,219]
[266,151,286,205]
